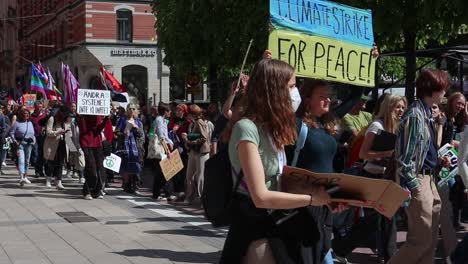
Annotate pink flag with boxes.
[61,63,80,104]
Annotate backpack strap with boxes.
[291,121,308,167]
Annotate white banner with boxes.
[103,153,122,173]
[77,89,111,116]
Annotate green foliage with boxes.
[153,0,269,79]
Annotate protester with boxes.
[118,104,145,194]
[182,104,210,205]
[0,106,9,175]
[342,95,373,138]
[387,69,451,264]
[30,102,46,178]
[442,93,468,229]
[334,95,407,263]
[78,114,109,200]
[220,59,336,263]
[151,102,176,200]
[291,79,347,263]
[43,105,72,190]
[10,108,35,186]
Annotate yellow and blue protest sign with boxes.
[268,29,376,87]
[270,0,374,47]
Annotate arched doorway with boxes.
[122,65,147,105]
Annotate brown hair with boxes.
[447,92,467,130]
[416,69,451,99]
[228,59,297,149]
[296,79,336,134]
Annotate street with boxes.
[0,162,465,264]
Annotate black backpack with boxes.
[202,147,243,227]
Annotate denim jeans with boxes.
[18,142,33,175]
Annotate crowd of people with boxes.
[1,56,468,264]
[215,55,468,264]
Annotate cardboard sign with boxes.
[77,89,111,116]
[281,166,409,218]
[159,150,184,181]
[437,143,459,188]
[23,94,37,111]
[103,153,122,173]
[268,29,376,87]
[270,0,374,46]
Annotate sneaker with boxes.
[79,178,85,184]
[96,195,104,199]
[72,172,79,179]
[167,195,177,202]
[19,179,25,186]
[45,180,51,188]
[23,178,31,184]
[2,162,6,167]
[84,194,93,200]
[156,196,167,201]
[56,183,65,190]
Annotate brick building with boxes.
[0,0,18,89]
[18,0,169,105]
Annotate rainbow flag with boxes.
[30,63,47,94]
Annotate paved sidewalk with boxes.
[0,164,221,264]
[0,162,466,264]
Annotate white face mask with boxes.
[290,86,302,112]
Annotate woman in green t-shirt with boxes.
[220,59,336,264]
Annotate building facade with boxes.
[0,0,18,89]
[18,0,169,106]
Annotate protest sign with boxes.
[103,153,122,173]
[270,0,374,46]
[23,94,37,111]
[281,166,409,218]
[159,150,184,181]
[437,143,459,188]
[269,29,376,87]
[77,89,111,116]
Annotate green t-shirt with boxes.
[229,118,279,191]
[343,111,373,134]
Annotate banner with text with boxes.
[77,89,111,116]
[270,0,373,47]
[268,29,376,87]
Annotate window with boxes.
[116,9,133,42]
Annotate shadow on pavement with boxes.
[113,249,221,263]
[144,225,225,238]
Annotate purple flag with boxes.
[61,63,80,104]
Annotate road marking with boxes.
[117,195,228,234]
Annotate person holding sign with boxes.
[10,108,35,186]
[388,70,451,264]
[441,93,467,229]
[43,106,73,190]
[78,113,110,200]
[220,59,334,263]
[151,103,176,201]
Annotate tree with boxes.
[152,0,269,103]
[340,0,468,101]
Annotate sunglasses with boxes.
[129,108,137,111]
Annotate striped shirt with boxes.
[396,99,432,190]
